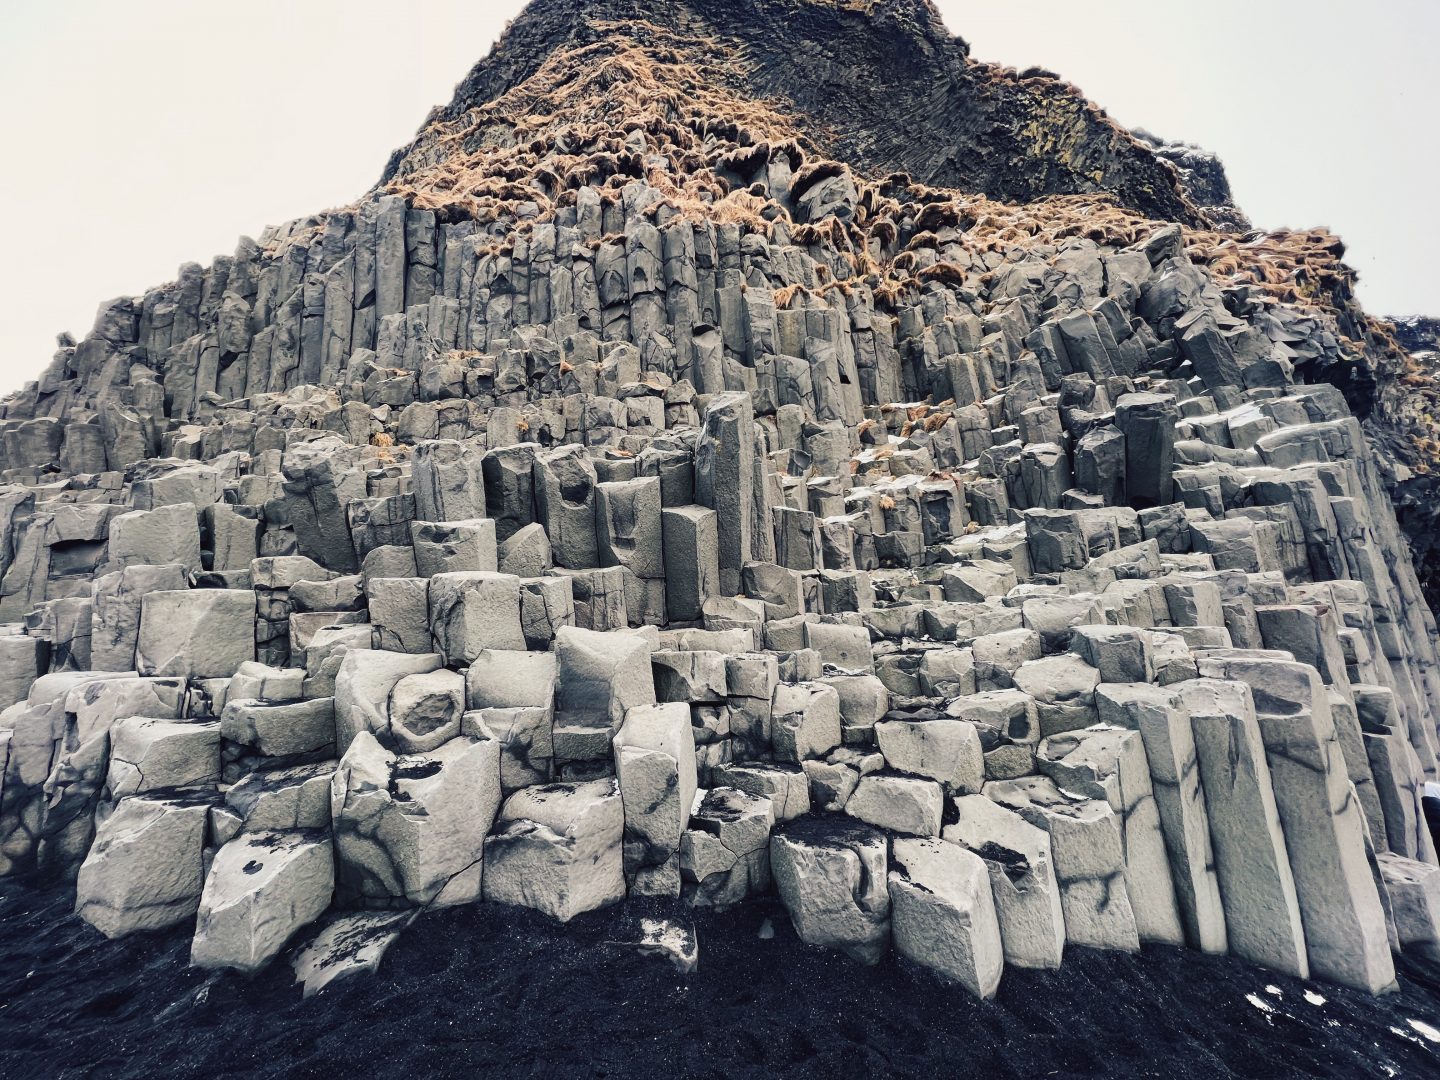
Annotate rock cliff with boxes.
[1,0,1437,1001]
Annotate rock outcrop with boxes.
[0,0,1437,999]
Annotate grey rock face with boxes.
[75,789,213,938]
[331,730,501,909]
[771,817,889,965]
[483,777,625,921]
[0,16,1436,999]
[1179,679,1309,978]
[191,830,334,972]
[889,837,1004,999]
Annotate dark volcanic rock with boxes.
[384,0,1199,224]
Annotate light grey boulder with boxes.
[331,730,501,908]
[946,794,1065,970]
[614,702,697,896]
[596,476,664,579]
[88,564,187,673]
[412,519,498,577]
[846,774,943,837]
[661,505,720,623]
[463,707,553,791]
[39,675,186,879]
[225,763,333,832]
[876,718,983,795]
[1037,727,1185,946]
[0,634,45,708]
[770,816,889,964]
[226,661,306,704]
[136,589,255,679]
[388,668,465,753]
[106,717,221,801]
[483,777,625,922]
[651,649,727,704]
[1097,683,1227,953]
[636,915,699,974]
[986,774,1140,953]
[822,674,890,746]
[221,698,336,762]
[1378,853,1440,962]
[519,575,577,648]
[681,786,774,909]
[75,789,213,938]
[889,837,1003,998]
[367,577,432,654]
[412,439,486,522]
[771,681,842,763]
[107,504,201,575]
[553,625,655,733]
[428,571,525,662]
[1068,625,1154,683]
[332,649,442,752]
[190,830,334,972]
[712,761,810,822]
[465,648,557,711]
[533,444,600,569]
[1013,654,1100,736]
[497,523,552,579]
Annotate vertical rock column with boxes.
[695,392,754,596]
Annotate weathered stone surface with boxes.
[292,910,416,997]
[876,717,983,795]
[106,717,220,801]
[191,830,334,972]
[331,730,501,908]
[1097,683,1227,953]
[889,837,1004,998]
[483,777,625,921]
[771,816,889,965]
[75,790,213,938]
[681,786,774,910]
[428,571,526,662]
[613,702,697,895]
[1037,727,1184,946]
[946,794,1065,970]
[1178,679,1308,978]
[333,649,443,752]
[136,590,254,679]
[986,775,1140,953]
[846,774,943,837]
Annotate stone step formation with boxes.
[2,0,1439,1000]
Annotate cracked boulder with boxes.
[388,668,466,753]
[681,786,774,910]
[135,589,255,679]
[876,716,984,795]
[946,794,1065,970]
[888,837,1004,998]
[770,816,889,965]
[75,788,214,938]
[190,829,334,972]
[105,717,221,802]
[613,702,697,897]
[331,730,501,908]
[1037,726,1184,946]
[986,775,1140,953]
[482,777,625,922]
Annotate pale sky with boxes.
[1,0,1436,395]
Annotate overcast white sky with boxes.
[1,0,1435,394]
